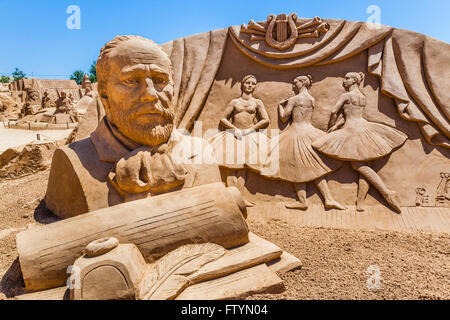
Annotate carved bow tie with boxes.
[108,142,188,198]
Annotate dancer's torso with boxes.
[231,97,258,129]
[290,93,314,126]
[342,90,366,125]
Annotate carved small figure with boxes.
[436,172,450,206]
[28,89,40,104]
[415,188,428,207]
[68,93,75,103]
[313,72,408,213]
[54,91,79,122]
[55,91,73,113]
[85,86,97,98]
[23,89,40,115]
[41,90,55,109]
[252,75,345,211]
[209,75,270,207]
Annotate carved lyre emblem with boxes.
[241,13,330,51]
[266,13,298,50]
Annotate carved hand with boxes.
[327,125,339,133]
[233,128,243,140]
[110,144,188,197]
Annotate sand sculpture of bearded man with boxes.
[45,35,221,219]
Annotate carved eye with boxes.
[123,78,139,85]
[153,77,168,86]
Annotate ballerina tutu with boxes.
[249,123,341,183]
[209,130,270,169]
[312,119,407,161]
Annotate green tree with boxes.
[12,68,26,81]
[70,69,85,85]
[0,76,10,83]
[89,60,97,83]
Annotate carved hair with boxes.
[96,35,170,83]
[346,72,365,86]
[416,187,425,195]
[294,74,313,88]
[242,75,257,84]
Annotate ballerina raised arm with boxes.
[327,93,349,133]
[278,96,295,123]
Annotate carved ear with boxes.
[98,81,108,100]
[97,81,110,112]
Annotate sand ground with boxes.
[0,169,449,300]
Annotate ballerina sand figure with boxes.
[312,72,407,213]
[250,75,346,211]
[209,75,270,207]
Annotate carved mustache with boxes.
[130,102,175,122]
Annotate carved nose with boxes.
[142,78,158,102]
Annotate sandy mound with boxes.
[0,141,58,180]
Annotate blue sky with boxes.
[0,0,449,79]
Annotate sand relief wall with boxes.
[201,47,449,210]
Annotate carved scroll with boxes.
[16,183,249,291]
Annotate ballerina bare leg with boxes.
[232,169,255,207]
[314,177,346,210]
[351,162,401,213]
[356,175,370,212]
[286,183,308,210]
[226,169,238,188]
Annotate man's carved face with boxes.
[100,39,175,146]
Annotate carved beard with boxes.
[108,102,175,147]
